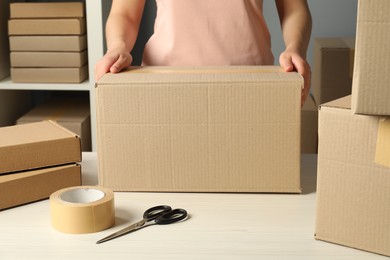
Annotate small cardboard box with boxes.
[312,38,355,105]
[10,50,88,68]
[10,65,88,83]
[0,0,10,80]
[9,35,87,52]
[8,18,86,36]
[0,164,81,210]
[0,120,81,174]
[17,98,91,151]
[352,0,390,115]
[301,94,318,154]
[315,96,390,256]
[96,66,303,193]
[10,2,84,19]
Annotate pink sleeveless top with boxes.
[142,0,274,66]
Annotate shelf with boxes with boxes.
[0,0,105,151]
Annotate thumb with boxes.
[279,53,295,72]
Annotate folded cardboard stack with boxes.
[17,97,91,151]
[315,0,390,256]
[8,2,88,83]
[0,121,82,210]
[96,66,303,193]
[0,0,10,80]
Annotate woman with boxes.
[95,0,312,105]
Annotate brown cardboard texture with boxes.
[10,51,88,68]
[315,95,390,256]
[313,38,355,105]
[0,0,10,80]
[301,94,318,154]
[96,66,302,193]
[9,35,87,52]
[352,0,390,115]
[8,18,86,36]
[10,2,84,19]
[0,164,81,210]
[17,98,91,151]
[0,120,81,174]
[10,65,88,83]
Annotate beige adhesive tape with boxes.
[50,186,115,234]
[375,118,390,168]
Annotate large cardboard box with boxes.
[352,0,390,115]
[315,96,390,256]
[9,35,87,52]
[17,98,92,151]
[10,65,88,83]
[10,2,84,19]
[0,164,81,210]
[0,0,10,80]
[301,94,318,154]
[8,18,86,36]
[0,120,81,174]
[10,50,88,68]
[312,38,355,105]
[96,66,303,193]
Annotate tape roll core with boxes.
[50,186,115,234]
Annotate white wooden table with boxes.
[0,153,386,260]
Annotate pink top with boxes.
[142,0,274,66]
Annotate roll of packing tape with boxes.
[50,186,115,234]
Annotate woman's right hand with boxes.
[94,48,133,81]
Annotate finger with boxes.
[110,54,132,74]
[94,55,118,81]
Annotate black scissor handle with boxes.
[155,208,188,225]
[143,205,172,221]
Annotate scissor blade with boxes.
[96,219,145,244]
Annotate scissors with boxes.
[96,205,187,244]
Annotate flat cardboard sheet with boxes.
[96,66,303,193]
[0,120,81,174]
[316,95,390,256]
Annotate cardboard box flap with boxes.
[320,95,352,110]
[97,66,303,86]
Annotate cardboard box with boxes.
[312,38,355,105]
[352,0,390,115]
[96,66,303,193]
[9,35,87,52]
[10,2,84,19]
[10,50,88,68]
[0,120,81,174]
[10,65,88,83]
[0,0,10,80]
[8,18,86,36]
[0,164,81,210]
[315,95,390,256]
[17,98,91,151]
[301,94,318,154]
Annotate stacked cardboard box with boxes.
[0,0,10,80]
[312,38,355,105]
[8,2,88,83]
[315,0,390,256]
[0,121,82,210]
[17,97,91,151]
[96,66,303,193]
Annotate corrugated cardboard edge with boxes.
[375,118,390,168]
[0,163,81,210]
